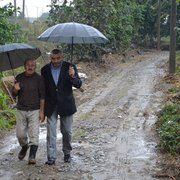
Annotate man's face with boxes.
[24,59,36,76]
[50,53,63,67]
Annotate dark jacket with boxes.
[41,61,82,117]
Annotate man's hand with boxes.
[12,82,21,96]
[69,66,75,78]
[39,111,45,122]
[14,82,21,91]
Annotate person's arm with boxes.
[39,74,46,122]
[39,98,45,122]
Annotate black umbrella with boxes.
[37,22,109,62]
[0,43,41,76]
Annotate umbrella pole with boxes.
[71,38,74,63]
[7,53,16,78]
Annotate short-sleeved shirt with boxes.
[15,72,45,111]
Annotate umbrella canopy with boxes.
[0,43,41,72]
[37,22,109,62]
[37,22,109,44]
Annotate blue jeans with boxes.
[47,110,73,162]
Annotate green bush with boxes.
[0,110,16,129]
[0,90,8,109]
[158,119,180,154]
[168,87,179,93]
[0,87,16,129]
[157,104,180,155]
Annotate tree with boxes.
[47,0,145,51]
[137,0,179,48]
[0,3,17,44]
[22,0,25,19]
[0,3,26,44]
[157,0,161,50]
[14,0,17,18]
[169,0,177,74]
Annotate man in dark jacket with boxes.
[41,49,82,165]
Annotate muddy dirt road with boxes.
[0,51,169,180]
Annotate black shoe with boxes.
[45,160,55,165]
[18,144,29,160]
[64,154,71,163]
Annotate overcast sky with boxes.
[0,0,51,17]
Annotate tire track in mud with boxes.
[72,51,168,180]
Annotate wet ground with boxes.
[0,50,170,180]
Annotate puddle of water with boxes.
[0,135,18,156]
[0,125,62,156]
[91,171,155,180]
[39,126,62,143]
[0,170,13,180]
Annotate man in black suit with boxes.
[41,49,82,165]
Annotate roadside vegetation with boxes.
[155,51,180,179]
[0,83,15,129]
[156,52,180,155]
